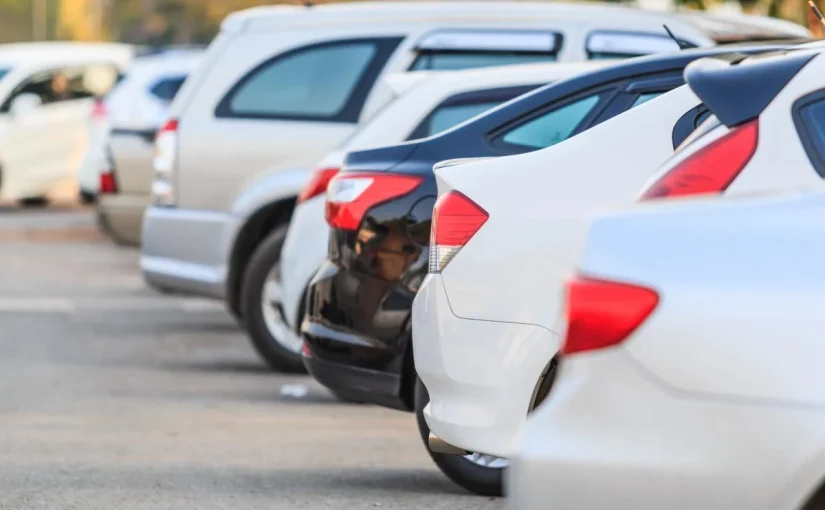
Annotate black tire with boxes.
[240,226,306,373]
[414,377,504,496]
[19,196,48,208]
[79,190,96,205]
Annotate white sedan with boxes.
[413,83,703,459]
[414,44,825,462]
[507,186,825,510]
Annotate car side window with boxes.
[631,92,662,108]
[1,64,120,113]
[410,52,557,71]
[407,84,541,141]
[585,31,681,60]
[150,76,187,102]
[793,91,825,178]
[216,37,402,123]
[494,93,605,152]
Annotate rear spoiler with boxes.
[684,50,815,127]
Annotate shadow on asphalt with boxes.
[161,360,274,376]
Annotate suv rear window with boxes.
[794,91,825,177]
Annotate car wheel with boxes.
[79,190,96,205]
[240,226,306,373]
[414,376,506,496]
[19,196,48,208]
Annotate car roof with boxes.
[124,49,205,77]
[223,1,807,41]
[0,42,135,68]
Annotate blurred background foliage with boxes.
[0,0,816,45]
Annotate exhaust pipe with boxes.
[428,433,468,455]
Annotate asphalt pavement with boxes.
[0,208,501,510]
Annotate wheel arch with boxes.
[226,197,296,319]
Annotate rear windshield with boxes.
[410,52,557,71]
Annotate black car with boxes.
[301,41,797,496]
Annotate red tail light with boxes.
[639,119,758,200]
[561,275,659,356]
[325,172,422,231]
[92,99,108,120]
[428,190,488,273]
[100,171,117,194]
[298,167,339,203]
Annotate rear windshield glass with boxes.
[410,52,556,71]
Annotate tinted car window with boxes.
[224,42,380,119]
[498,94,603,151]
[426,101,502,137]
[631,92,661,108]
[150,76,187,102]
[410,52,556,71]
[797,98,825,177]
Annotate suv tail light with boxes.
[428,190,488,273]
[639,119,758,200]
[325,172,422,231]
[99,153,117,194]
[562,275,659,356]
[91,98,108,121]
[298,167,339,204]
[152,118,178,206]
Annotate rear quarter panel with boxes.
[436,85,700,332]
[579,188,825,406]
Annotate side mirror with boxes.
[10,93,42,116]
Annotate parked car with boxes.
[0,42,134,205]
[411,42,817,492]
[302,41,796,496]
[93,48,205,246]
[262,61,606,371]
[140,1,803,358]
[78,46,204,203]
[507,186,825,510]
[639,46,825,200]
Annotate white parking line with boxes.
[0,297,225,313]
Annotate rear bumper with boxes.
[302,344,407,411]
[506,351,825,510]
[97,193,150,246]
[140,206,237,299]
[413,274,559,458]
[302,260,413,411]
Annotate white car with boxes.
[78,47,204,205]
[140,1,776,373]
[638,46,825,201]
[413,44,825,463]
[413,84,705,459]
[507,186,825,510]
[271,61,607,367]
[0,42,133,204]
[92,48,205,245]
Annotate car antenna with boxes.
[809,1,825,27]
[663,24,696,50]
